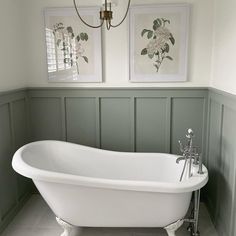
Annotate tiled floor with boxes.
[1,194,218,236]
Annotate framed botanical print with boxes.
[44,7,102,82]
[129,4,190,82]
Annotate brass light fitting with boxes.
[73,0,131,30]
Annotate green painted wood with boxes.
[95,98,101,148]
[66,98,96,147]
[206,91,236,236]
[61,97,66,141]
[30,97,62,141]
[12,99,28,149]
[27,88,208,154]
[171,98,205,154]
[206,99,222,222]
[136,98,168,153]
[0,104,17,219]
[12,99,31,200]
[130,97,135,152]
[0,90,29,232]
[216,106,236,236]
[100,98,132,151]
[0,90,27,107]
[27,88,208,99]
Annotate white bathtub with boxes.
[12,141,208,235]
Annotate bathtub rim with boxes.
[12,140,208,194]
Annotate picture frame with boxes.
[129,4,190,82]
[44,7,102,83]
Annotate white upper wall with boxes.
[2,0,236,94]
[210,0,236,95]
[24,0,214,88]
[0,0,28,91]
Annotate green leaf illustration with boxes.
[153,18,162,30]
[80,33,88,41]
[56,39,61,47]
[84,33,88,41]
[165,56,173,60]
[67,26,73,34]
[82,56,88,63]
[76,35,80,42]
[147,31,153,39]
[165,43,170,53]
[141,48,148,55]
[141,29,149,37]
[162,18,170,24]
[80,33,85,40]
[169,34,175,45]
[148,54,154,59]
[154,64,160,72]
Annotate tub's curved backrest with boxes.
[21,141,184,183]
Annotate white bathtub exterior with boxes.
[12,141,208,228]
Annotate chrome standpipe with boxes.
[185,190,201,236]
[176,128,203,235]
[165,189,201,236]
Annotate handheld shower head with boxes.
[186,128,194,139]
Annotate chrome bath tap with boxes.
[177,129,204,181]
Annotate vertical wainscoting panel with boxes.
[0,90,30,233]
[11,99,30,201]
[12,99,28,149]
[206,90,236,236]
[0,104,17,219]
[100,98,132,151]
[206,99,222,223]
[30,97,62,141]
[171,98,205,154]
[217,106,236,236]
[65,98,97,147]
[136,98,168,153]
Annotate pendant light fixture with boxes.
[73,0,131,30]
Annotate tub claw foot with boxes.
[56,217,74,236]
[164,219,184,236]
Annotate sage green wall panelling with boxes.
[0,90,30,233]
[100,98,132,151]
[30,97,62,141]
[205,99,222,222]
[206,90,236,236]
[27,88,208,153]
[217,106,236,236]
[65,98,97,147]
[12,99,30,200]
[0,104,17,219]
[171,98,205,154]
[136,98,169,153]
[12,99,28,149]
